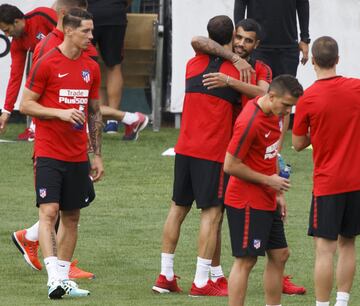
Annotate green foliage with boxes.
[0,125,359,305]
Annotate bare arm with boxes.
[202,73,269,98]
[292,133,311,151]
[191,36,254,83]
[297,0,310,65]
[88,98,103,156]
[224,152,291,192]
[20,88,85,123]
[88,98,104,182]
[191,36,239,63]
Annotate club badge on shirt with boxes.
[36,32,46,40]
[82,70,91,83]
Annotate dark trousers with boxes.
[252,48,300,77]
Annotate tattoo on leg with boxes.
[51,231,57,256]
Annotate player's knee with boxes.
[60,210,80,227]
[278,248,290,264]
[236,256,257,271]
[39,204,59,222]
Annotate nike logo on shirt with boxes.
[265,131,271,138]
[58,73,69,78]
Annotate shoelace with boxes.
[23,235,38,257]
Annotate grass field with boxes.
[0,124,360,306]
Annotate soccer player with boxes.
[0,4,57,139]
[191,17,271,289]
[292,36,360,306]
[19,8,103,299]
[33,0,149,141]
[194,19,271,109]
[152,15,240,296]
[192,18,306,295]
[224,75,303,306]
[234,0,310,152]
[11,0,97,280]
[12,0,147,278]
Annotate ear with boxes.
[63,25,72,36]
[335,56,339,65]
[268,91,276,102]
[254,39,260,49]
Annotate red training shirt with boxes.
[175,54,240,163]
[26,47,100,162]
[3,7,57,113]
[225,98,281,211]
[293,76,360,196]
[241,59,272,108]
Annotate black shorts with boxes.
[172,154,228,209]
[35,157,92,211]
[308,190,360,240]
[226,205,287,257]
[92,25,127,67]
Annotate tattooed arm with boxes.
[191,36,253,83]
[88,98,104,181]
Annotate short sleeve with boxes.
[89,62,100,100]
[256,62,272,83]
[25,58,49,96]
[227,109,258,160]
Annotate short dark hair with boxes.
[0,4,24,24]
[207,15,233,46]
[57,0,88,10]
[235,18,262,40]
[269,74,303,98]
[312,36,338,69]
[63,7,92,29]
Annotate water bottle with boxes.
[279,164,291,179]
[73,105,85,130]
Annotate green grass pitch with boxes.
[0,124,359,305]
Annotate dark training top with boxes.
[234,0,310,48]
[87,0,128,26]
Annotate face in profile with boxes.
[0,19,24,38]
[269,92,298,116]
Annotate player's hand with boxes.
[58,108,85,124]
[0,112,10,134]
[267,174,291,192]
[233,57,254,83]
[91,154,104,182]
[202,72,228,89]
[299,41,309,65]
[276,192,287,221]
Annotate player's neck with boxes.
[58,40,82,60]
[56,18,64,32]
[257,95,272,115]
[315,67,337,80]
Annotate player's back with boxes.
[175,53,240,163]
[301,76,360,195]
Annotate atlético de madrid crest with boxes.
[253,239,261,250]
[82,70,90,83]
[39,188,47,199]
